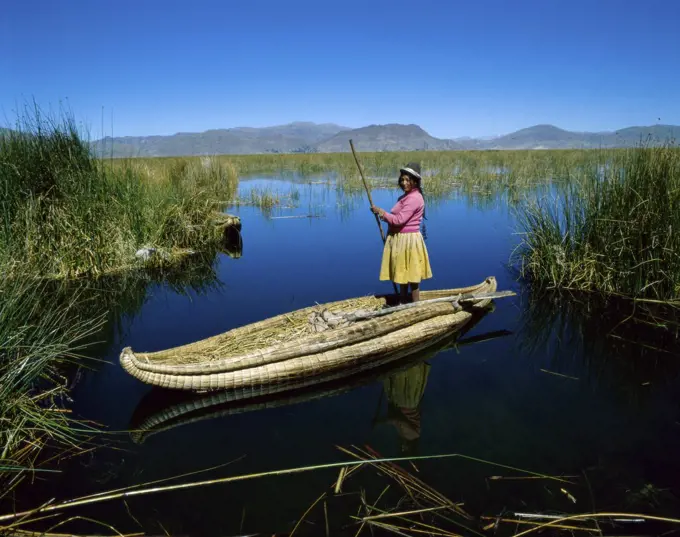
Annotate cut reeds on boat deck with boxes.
[120,277,507,391]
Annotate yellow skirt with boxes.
[379,232,433,284]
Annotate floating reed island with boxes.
[120,276,514,392]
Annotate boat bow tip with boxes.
[120,347,136,369]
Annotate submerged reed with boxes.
[514,144,680,301]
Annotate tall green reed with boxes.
[0,108,239,279]
[0,266,103,479]
[127,148,635,210]
[208,148,610,205]
[514,144,680,300]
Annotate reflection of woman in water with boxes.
[380,361,431,455]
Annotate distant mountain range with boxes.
[6,121,678,156]
[478,124,679,150]
[315,124,462,152]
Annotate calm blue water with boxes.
[18,177,680,536]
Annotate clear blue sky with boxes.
[2,0,679,139]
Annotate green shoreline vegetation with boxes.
[0,109,239,482]
[1,109,239,280]
[514,144,680,302]
[0,255,224,485]
[0,270,100,480]
[136,147,582,198]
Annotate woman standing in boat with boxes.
[370,162,432,303]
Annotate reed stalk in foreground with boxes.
[513,144,680,301]
[4,443,680,535]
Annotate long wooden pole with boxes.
[349,139,386,243]
[341,290,516,323]
[349,139,399,296]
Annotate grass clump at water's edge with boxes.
[514,144,680,301]
[0,265,104,483]
[0,107,244,501]
[0,250,225,494]
[0,107,239,279]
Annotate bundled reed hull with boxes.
[129,308,501,444]
[120,277,498,392]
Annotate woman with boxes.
[370,162,432,303]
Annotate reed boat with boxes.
[128,310,510,444]
[120,276,510,392]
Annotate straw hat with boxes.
[400,162,422,182]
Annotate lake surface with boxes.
[16,176,680,536]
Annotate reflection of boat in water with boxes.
[128,307,510,444]
[121,277,510,392]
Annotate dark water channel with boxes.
[16,177,680,535]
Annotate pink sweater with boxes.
[380,189,424,233]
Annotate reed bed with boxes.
[245,186,282,209]
[0,108,239,279]
[0,241,224,504]
[514,144,680,301]
[106,144,663,221]
[228,185,303,213]
[128,148,605,204]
